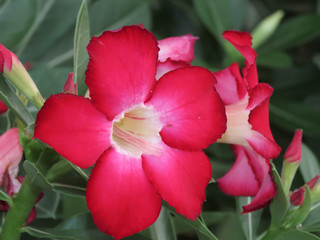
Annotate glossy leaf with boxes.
[300,143,320,182]
[270,164,288,229]
[149,207,177,240]
[73,0,90,96]
[0,76,34,126]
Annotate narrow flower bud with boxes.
[281,129,303,195]
[63,73,78,95]
[290,175,320,206]
[0,44,44,109]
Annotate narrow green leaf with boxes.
[282,186,312,228]
[300,143,320,182]
[258,14,320,54]
[302,202,320,231]
[52,183,86,198]
[270,164,288,229]
[0,76,34,126]
[65,160,89,181]
[237,197,262,240]
[256,51,292,68]
[0,188,12,205]
[23,160,53,190]
[270,98,320,136]
[149,207,177,240]
[36,190,60,219]
[252,10,284,48]
[164,204,218,240]
[73,0,90,96]
[46,158,74,182]
[273,229,320,240]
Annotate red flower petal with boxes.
[0,44,15,72]
[213,63,247,105]
[217,146,260,196]
[86,26,158,120]
[156,60,190,80]
[86,148,162,240]
[290,187,305,206]
[34,94,112,168]
[147,66,226,150]
[0,100,8,114]
[142,143,212,220]
[242,165,277,213]
[222,31,258,88]
[284,129,303,163]
[158,34,198,63]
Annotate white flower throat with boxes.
[111,104,163,157]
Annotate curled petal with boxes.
[222,31,258,88]
[86,26,158,120]
[213,63,247,105]
[158,34,198,63]
[34,94,112,168]
[242,166,277,213]
[0,44,16,72]
[284,129,303,163]
[142,143,212,220]
[156,60,190,80]
[86,148,162,240]
[63,72,78,95]
[148,66,226,150]
[0,128,23,187]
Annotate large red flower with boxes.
[213,31,280,213]
[34,26,226,239]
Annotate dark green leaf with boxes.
[36,190,60,219]
[273,229,320,240]
[302,203,320,231]
[237,197,262,240]
[149,207,177,240]
[21,0,81,61]
[0,76,34,126]
[257,51,292,68]
[258,14,320,54]
[73,0,90,96]
[300,143,320,182]
[52,183,86,198]
[270,163,288,229]
[46,158,74,182]
[0,188,12,205]
[23,160,53,190]
[270,98,320,136]
[0,0,38,50]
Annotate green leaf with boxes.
[270,164,288,229]
[46,158,74,182]
[256,51,292,68]
[0,0,38,50]
[89,0,152,34]
[23,160,53,190]
[15,0,55,56]
[270,98,320,136]
[164,204,218,240]
[21,0,81,61]
[258,14,320,54]
[237,197,262,240]
[0,76,34,126]
[282,186,312,228]
[273,229,320,240]
[73,0,90,96]
[36,190,60,219]
[0,188,12,205]
[65,160,89,181]
[252,10,284,49]
[302,202,320,231]
[52,183,86,198]
[300,143,320,182]
[149,207,177,240]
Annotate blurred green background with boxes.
[1,0,320,239]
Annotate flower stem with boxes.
[0,176,41,240]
